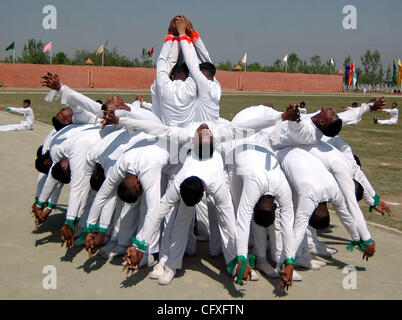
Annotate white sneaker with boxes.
[292,270,303,281]
[295,254,325,270]
[150,262,165,279]
[250,269,259,281]
[257,262,279,278]
[274,265,303,282]
[326,247,338,255]
[158,266,176,285]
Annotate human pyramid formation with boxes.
[33,14,392,291]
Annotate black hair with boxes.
[199,62,216,78]
[90,163,105,191]
[117,178,141,203]
[51,159,71,184]
[171,63,189,78]
[354,179,364,202]
[299,101,306,106]
[317,118,342,137]
[23,99,31,105]
[35,150,52,174]
[36,145,43,158]
[51,116,68,131]
[180,176,204,207]
[253,195,276,227]
[353,154,361,167]
[393,102,398,106]
[96,100,103,105]
[309,203,330,229]
[352,102,358,107]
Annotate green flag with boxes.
[5,41,15,51]
[392,59,397,86]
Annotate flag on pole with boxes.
[241,52,247,64]
[5,41,15,51]
[283,54,288,63]
[96,43,105,55]
[345,61,350,85]
[392,59,397,86]
[330,57,334,66]
[397,58,402,86]
[147,47,154,57]
[43,41,52,53]
[348,61,354,86]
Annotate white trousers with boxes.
[378,119,397,125]
[0,121,31,131]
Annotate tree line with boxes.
[1,39,391,85]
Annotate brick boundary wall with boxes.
[0,63,342,92]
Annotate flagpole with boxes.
[102,51,104,67]
[50,48,52,65]
[13,48,15,64]
[285,61,288,73]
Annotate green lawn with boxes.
[1,89,401,230]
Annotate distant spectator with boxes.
[0,99,34,131]
[374,102,399,125]
[299,101,307,114]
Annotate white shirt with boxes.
[230,142,294,262]
[152,39,197,127]
[8,107,34,126]
[382,108,399,124]
[136,151,234,252]
[275,147,360,257]
[231,105,283,132]
[180,39,221,123]
[268,116,323,150]
[86,141,170,231]
[39,127,111,221]
[338,103,372,126]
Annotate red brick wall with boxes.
[0,63,342,92]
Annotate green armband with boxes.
[131,237,147,252]
[369,194,380,212]
[98,226,108,233]
[280,257,296,270]
[235,256,248,285]
[35,199,46,208]
[358,238,373,252]
[226,257,238,275]
[346,240,361,251]
[75,225,97,245]
[47,203,57,209]
[65,219,76,233]
[6,107,11,112]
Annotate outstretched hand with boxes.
[34,208,52,231]
[122,245,143,274]
[85,232,106,257]
[61,224,75,248]
[373,201,392,216]
[362,240,376,261]
[233,261,252,284]
[101,110,119,129]
[369,97,387,111]
[41,72,62,91]
[281,103,301,122]
[278,264,294,291]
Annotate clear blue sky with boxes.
[0,0,401,70]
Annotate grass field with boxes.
[1,88,401,231]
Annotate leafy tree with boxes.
[53,51,70,65]
[360,50,384,85]
[217,60,234,71]
[19,39,47,64]
[247,62,262,72]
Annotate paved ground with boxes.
[1,111,402,300]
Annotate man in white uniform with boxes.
[276,147,375,269]
[374,102,399,125]
[0,99,34,131]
